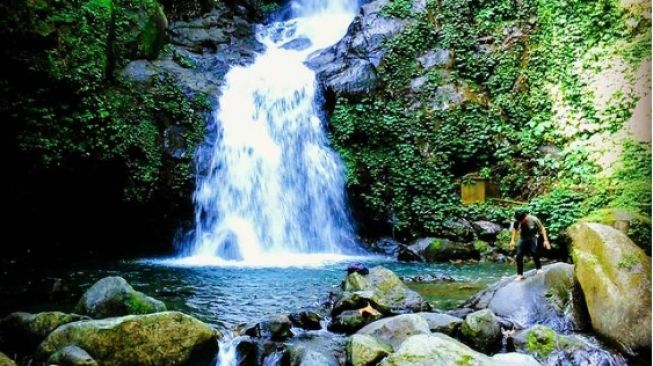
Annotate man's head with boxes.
[514,210,528,223]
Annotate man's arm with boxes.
[509,224,518,250]
[535,217,551,249]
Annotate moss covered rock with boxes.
[568,222,652,354]
[0,311,89,355]
[409,238,479,262]
[0,352,16,366]
[75,276,166,318]
[347,334,392,366]
[36,311,219,366]
[415,312,462,336]
[330,308,383,334]
[356,314,430,350]
[47,345,99,366]
[378,333,540,366]
[582,208,652,254]
[460,309,501,353]
[357,266,430,313]
[513,325,585,359]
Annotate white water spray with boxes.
[178,0,362,267]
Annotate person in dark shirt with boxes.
[509,210,551,280]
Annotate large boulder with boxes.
[336,266,430,316]
[408,238,479,262]
[244,314,293,341]
[356,314,430,350]
[347,334,392,366]
[0,352,16,366]
[74,276,166,318]
[472,221,504,242]
[462,263,588,331]
[47,345,98,366]
[0,311,89,354]
[568,222,652,354]
[306,0,413,97]
[378,333,541,366]
[414,312,462,336]
[36,311,219,366]
[460,309,502,353]
[329,307,383,334]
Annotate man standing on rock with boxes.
[510,210,551,280]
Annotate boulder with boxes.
[36,311,219,366]
[491,352,541,366]
[472,221,504,242]
[462,263,588,331]
[581,208,651,252]
[415,312,462,335]
[442,219,476,242]
[75,276,166,318]
[329,308,383,334]
[47,345,98,366]
[332,290,390,316]
[378,333,541,366]
[408,238,478,262]
[0,311,89,354]
[289,311,322,331]
[0,353,16,366]
[356,314,430,350]
[244,314,293,341]
[347,334,392,366]
[337,266,429,314]
[460,309,502,353]
[569,222,652,354]
[288,346,339,366]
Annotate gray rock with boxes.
[75,276,166,319]
[329,308,382,334]
[472,221,504,242]
[463,263,588,332]
[415,312,462,335]
[491,352,542,366]
[245,314,293,341]
[0,312,89,355]
[409,237,478,262]
[47,346,98,366]
[347,334,392,366]
[356,314,430,350]
[417,49,452,69]
[410,76,429,93]
[281,37,312,51]
[288,311,322,331]
[289,347,339,366]
[460,309,502,353]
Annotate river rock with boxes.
[513,324,586,359]
[0,353,16,366]
[347,334,392,366]
[356,314,430,350]
[460,309,502,353]
[415,312,462,335]
[288,345,339,366]
[289,311,322,331]
[408,238,478,262]
[336,267,429,316]
[329,308,383,334]
[442,219,476,242]
[378,333,541,366]
[36,311,219,366]
[569,222,652,354]
[47,345,98,366]
[463,263,588,331]
[245,314,293,340]
[472,221,504,242]
[74,276,166,318]
[0,311,89,354]
[491,352,542,366]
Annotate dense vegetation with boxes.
[330,0,651,247]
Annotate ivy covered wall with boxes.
[329,0,651,246]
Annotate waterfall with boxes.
[178,0,362,266]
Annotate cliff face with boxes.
[311,0,651,243]
[2,0,279,258]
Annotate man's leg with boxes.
[516,240,525,276]
[530,238,543,272]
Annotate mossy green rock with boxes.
[415,312,462,336]
[582,208,652,253]
[569,222,652,353]
[47,345,98,366]
[513,325,586,359]
[409,238,478,262]
[36,311,219,366]
[460,309,501,353]
[0,352,16,366]
[347,334,392,366]
[356,314,430,350]
[0,311,88,354]
[75,276,166,318]
[378,333,541,366]
[330,309,383,334]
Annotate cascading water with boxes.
[178,0,362,266]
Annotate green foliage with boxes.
[331,0,651,241]
[381,0,414,19]
[526,326,556,358]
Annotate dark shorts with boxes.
[517,237,538,255]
